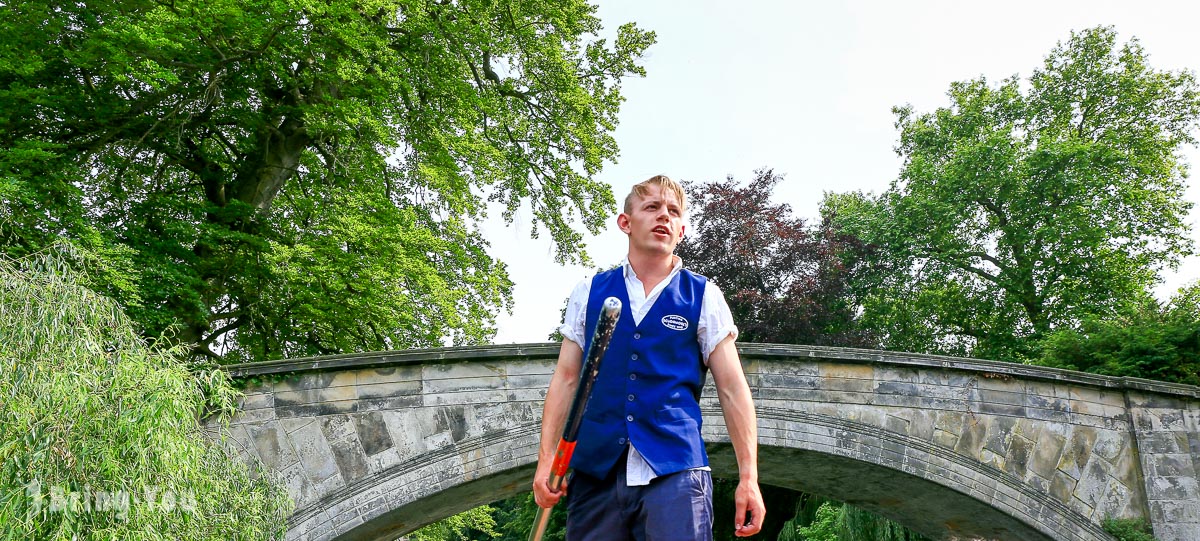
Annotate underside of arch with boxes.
[719,406,1115,541]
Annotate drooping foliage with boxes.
[0,247,292,539]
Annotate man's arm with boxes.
[708,334,764,537]
[532,339,583,508]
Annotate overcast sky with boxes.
[486,0,1200,344]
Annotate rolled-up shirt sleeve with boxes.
[698,281,739,364]
[558,277,592,346]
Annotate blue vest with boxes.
[568,266,709,480]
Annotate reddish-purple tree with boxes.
[678,169,877,347]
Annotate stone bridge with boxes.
[209,344,1200,541]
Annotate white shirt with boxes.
[559,256,738,485]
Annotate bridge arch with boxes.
[210,344,1200,541]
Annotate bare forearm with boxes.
[718,377,759,482]
[537,341,581,468]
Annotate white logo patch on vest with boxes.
[661,315,689,331]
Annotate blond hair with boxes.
[623,175,686,215]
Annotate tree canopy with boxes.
[0,0,654,362]
[841,26,1200,360]
[1037,282,1200,386]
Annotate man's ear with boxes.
[617,213,632,234]
[679,224,686,238]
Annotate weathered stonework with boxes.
[207,344,1200,541]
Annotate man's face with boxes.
[618,184,685,256]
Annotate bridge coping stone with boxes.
[225,343,1200,400]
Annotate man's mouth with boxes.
[652,226,670,236]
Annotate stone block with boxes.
[1025,404,1072,424]
[276,400,357,418]
[1005,434,1033,480]
[954,420,987,461]
[1092,430,1127,463]
[818,363,875,393]
[1073,458,1110,508]
[351,411,395,457]
[276,461,316,509]
[1049,469,1078,504]
[230,406,277,425]
[1137,430,1185,454]
[884,414,909,435]
[1150,500,1200,525]
[247,423,300,471]
[290,421,342,484]
[422,362,505,394]
[1160,410,1187,430]
[354,365,421,386]
[357,394,424,412]
[275,385,358,407]
[322,414,357,442]
[1058,426,1097,480]
[278,371,357,391]
[979,447,1004,471]
[758,373,821,392]
[1151,524,1200,541]
[909,409,936,442]
[934,411,966,435]
[422,388,511,407]
[870,392,924,410]
[329,437,370,484]
[933,428,958,449]
[1150,454,1197,478]
[366,447,402,473]
[1147,476,1200,501]
[506,372,552,390]
[356,380,421,400]
[240,392,274,410]
[983,416,1016,456]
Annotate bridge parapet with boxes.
[210,344,1200,541]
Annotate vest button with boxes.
[618,437,626,445]
[631,353,639,361]
[626,415,634,422]
[627,394,635,401]
[629,373,637,380]
[633,332,641,339]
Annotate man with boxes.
[532,175,765,540]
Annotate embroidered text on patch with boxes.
[661,315,689,331]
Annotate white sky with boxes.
[486,0,1200,344]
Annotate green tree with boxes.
[408,504,500,541]
[842,26,1200,360]
[1036,282,1200,386]
[0,0,654,362]
[0,247,292,539]
[793,501,840,541]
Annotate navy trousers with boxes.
[565,452,713,541]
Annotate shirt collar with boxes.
[620,255,683,282]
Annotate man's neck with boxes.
[627,251,676,295]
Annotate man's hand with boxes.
[733,478,765,536]
[531,470,567,509]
